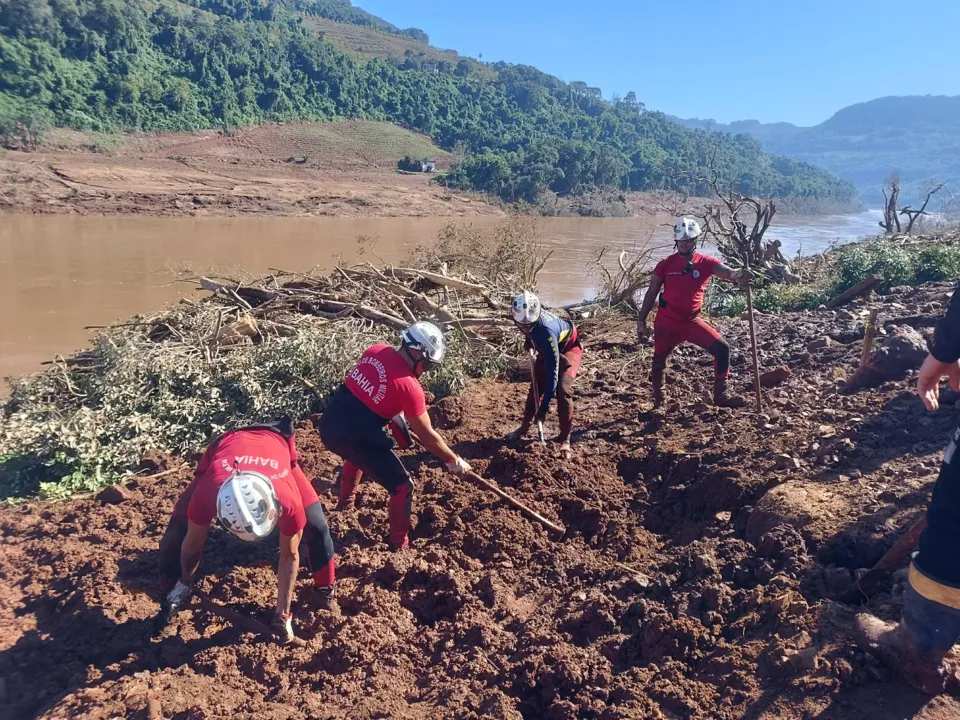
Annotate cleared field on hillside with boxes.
[302,17,497,81]
[45,121,454,169]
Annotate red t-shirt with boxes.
[185,429,319,536]
[653,251,722,320]
[343,344,427,420]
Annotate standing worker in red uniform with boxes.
[320,321,471,550]
[636,217,751,409]
[156,417,336,643]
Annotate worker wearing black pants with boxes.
[856,279,960,693]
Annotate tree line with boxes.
[0,0,857,206]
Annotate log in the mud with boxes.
[465,470,565,535]
[825,274,881,309]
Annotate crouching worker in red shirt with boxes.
[156,417,336,643]
[320,321,472,550]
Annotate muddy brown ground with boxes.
[3,282,960,718]
[0,124,502,218]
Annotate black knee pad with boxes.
[709,339,730,375]
[303,501,336,570]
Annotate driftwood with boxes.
[825,274,881,309]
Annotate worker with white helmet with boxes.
[509,290,583,456]
[156,417,336,643]
[636,217,751,409]
[319,321,471,550]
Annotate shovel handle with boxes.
[465,470,565,536]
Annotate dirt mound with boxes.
[4,283,960,718]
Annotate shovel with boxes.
[529,351,546,445]
[840,514,927,603]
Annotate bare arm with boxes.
[407,411,458,465]
[179,521,209,584]
[714,264,750,284]
[637,275,663,323]
[275,530,302,616]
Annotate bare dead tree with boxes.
[699,167,778,272]
[880,175,902,234]
[900,182,946,233]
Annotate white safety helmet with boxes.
[216,470,280,542]
[511,291,541,325]
[402,321,445,366]
[674,217,702,242]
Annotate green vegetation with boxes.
[713,237,960,317]
[0,0,856,209]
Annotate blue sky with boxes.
[357,0,960,126]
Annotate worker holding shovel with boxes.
[508,291,583,457]
[636,217,751,410]
[854,281,960,694]
[156,417,337,644]
[321,321,472,550]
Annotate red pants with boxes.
[523,344,583,442]
[653,313,728,380]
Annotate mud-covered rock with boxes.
[868,325,928,380]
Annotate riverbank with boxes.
[3,226,960,717]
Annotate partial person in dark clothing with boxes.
[508,291,583,456]
[855,280,960,693]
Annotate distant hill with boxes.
[0,0,856,211]
[672,96,960,205]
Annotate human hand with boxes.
[636,321,651,344]
[445,456,472,476]
[165,579,193,614]
[270,612,295,644]
[917,354,960,411]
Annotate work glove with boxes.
[636,321,651,344]
[445,456,472,476]
[153,578,192,635]
[270,612,296,644]
[388,413,415,449]
[166,579,193,614]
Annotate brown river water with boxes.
[0,211,881,385]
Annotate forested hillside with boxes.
[673,96,960,204]
[0,0,856,206]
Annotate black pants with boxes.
[320,386,413,547]
[917,425,960,584]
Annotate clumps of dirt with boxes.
[4,280,960,718]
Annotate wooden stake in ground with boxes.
[859,309,880,369]
[465,470,565,535]
[744,284,763,414]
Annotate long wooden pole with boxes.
[465,470,565,535]
[744,284,763,414]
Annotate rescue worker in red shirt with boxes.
[636,217,751,409]
[507,291,583,456]
[156,417,336,643]
[320,321,471,550]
